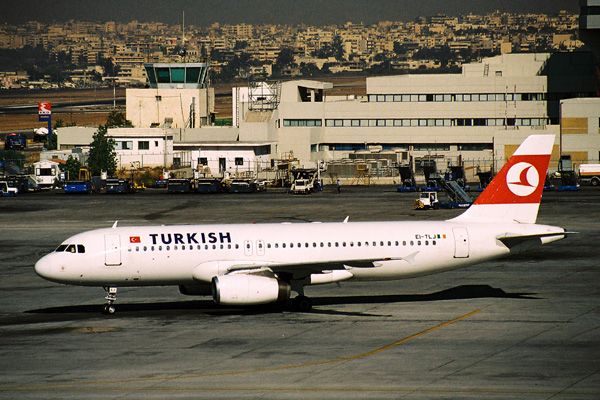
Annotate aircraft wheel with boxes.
[292,296,312,312]
[102,304,116,314]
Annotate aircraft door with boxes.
[244,240,253,256]
[104,235,122,266]
[452,227,469,258]
[256,240,265,256]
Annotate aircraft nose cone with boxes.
[35,254,55,280]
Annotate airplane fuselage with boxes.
[35,220,563,287]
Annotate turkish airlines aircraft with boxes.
[35,135,566,313]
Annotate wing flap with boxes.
[225,256,413,279]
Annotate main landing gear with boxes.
[102,286,117,314]
[291,295,312,312]
[289,280,312,312]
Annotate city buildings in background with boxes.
[0,10,582,88]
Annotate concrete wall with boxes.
[126,87,214,129]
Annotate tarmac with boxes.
[0,185,598,399]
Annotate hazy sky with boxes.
[2,0,579,26]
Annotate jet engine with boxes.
[212,274,291,306]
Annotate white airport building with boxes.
[54,53,600,180]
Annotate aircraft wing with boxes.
[226,252,419,279]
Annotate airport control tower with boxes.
[126,62,214,129]
[143,62,210,89]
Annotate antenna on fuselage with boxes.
[112,221,118,228]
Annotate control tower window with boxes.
[171,68,185,83]
[145,67,156,85]
[186,67,201,84]
[156,68,170,83]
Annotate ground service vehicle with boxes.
[578,164,600,186]
[414,191,439,209]
[106,178,135,194]
[292,178,312,194]
[34,160,60,189]
[4,133,26,150]
[64,168,93,194]
[229,179,256,193]
[0,181,18,197]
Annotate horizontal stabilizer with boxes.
[497,230,568,252]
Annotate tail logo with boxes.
[506,162,539,197]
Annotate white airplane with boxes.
[35,135,566,314]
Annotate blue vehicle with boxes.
[4,133,26,150]
[196,178,222,193]
[64,168,93,194]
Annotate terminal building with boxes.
[54,53,600,180]
[232,52,599,174]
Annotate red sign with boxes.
[38,102,51,115]
[129,236,141,243]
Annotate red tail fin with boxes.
[451,135,554,224]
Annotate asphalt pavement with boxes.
[0,186,598,399]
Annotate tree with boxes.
[234,40,248,50]
[87,124,117,176]
[276,47,295,66]
[63,155,82,180]
[393,41,408,56]
[99,57,119,77]
[274,47,296,74]
[299,62,320,76]
[311,35,345,61]
[106,111,133,128]
[330,36,345,61]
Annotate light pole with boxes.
[112,64,116,109]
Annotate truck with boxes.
[4,133,27,150]
[105,177,135,194]
[578,164,600,186]
[64,168,93,194]
[34,160,60,189]
[0,181,18,197]
[229,179,257,193]
[167,178,193,193]
[414,191,440,209]
[292,178,312,194]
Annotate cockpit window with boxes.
[55,244,85,253]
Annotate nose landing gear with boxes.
[102,286,117,314]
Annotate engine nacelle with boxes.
[212,274,291,306]
[179,284,212,296]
